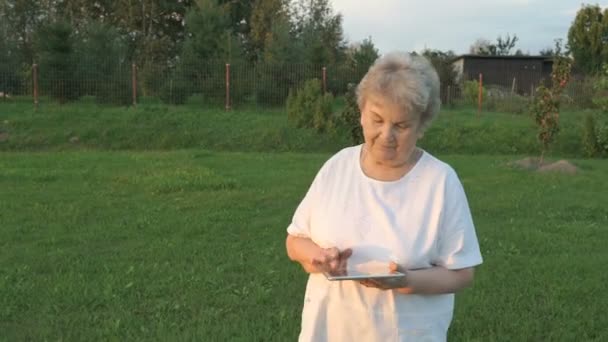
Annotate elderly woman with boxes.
[285,52,483,341]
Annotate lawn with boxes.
[1,150,607,341]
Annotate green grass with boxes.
[1,150,607,340]
[0,100,601,158]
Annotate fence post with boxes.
[446,85,451,107]
[322,66,327,93]
[225,63,231,111]
[530,84,535,97]
[132,63,137,107]
[33,63,39,110]
[511,77,517,95]
[477,73,483,117]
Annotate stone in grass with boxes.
[0,131,9,142]
[69,136,80,144]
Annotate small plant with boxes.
[286,79,333,132]
[529,40,572,164]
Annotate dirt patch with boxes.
[512,157,580,174]
[0,132,9,142]
[537,160,579,175]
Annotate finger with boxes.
[389,262,399,273]
[325,248,340,260]
[359,280,372,287]
[337,257,348,272]
[340,248,353,259]
[369,279,387,289]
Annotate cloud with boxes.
[330,0,602,55]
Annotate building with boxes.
[451,55,553,95]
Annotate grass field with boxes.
[1,150,607,341]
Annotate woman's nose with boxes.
[381,125,396,142]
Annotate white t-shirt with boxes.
[287,145,483,342]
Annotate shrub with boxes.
[582,113,608,157]
[334,83,363,144]
[592,65,608,112]
[462,80,485,105]
[286,79,333,132]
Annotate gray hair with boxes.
[356,51,441,132]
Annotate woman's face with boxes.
[360,93,422,167]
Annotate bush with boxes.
[592,65,608,112]
[581,113,608,157]
[334,83,363,144]
[286,79,333,132]
[462,80,485,105]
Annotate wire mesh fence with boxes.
[0,60,601,112]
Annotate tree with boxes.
[538,47,554,56]
[249,0,288,61]
[496,34,519,55]
[469,38,496,55]
[529,40,572,164]
[567,4,608,75]
[469,34,519,56]
[35,21,79,103]
[421,49,458,88]
[76,22,131,104]
[161,0,229,104]
[348,37,379,74]
[0,0,46,64]
[292,0,347,66]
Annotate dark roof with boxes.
[451,55,553,63]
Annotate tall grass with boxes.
[0,100,598,158]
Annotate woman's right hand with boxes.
[311,247,352,274]
[286,234,352,274]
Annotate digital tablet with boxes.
[323,269,406,282]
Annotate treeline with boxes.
[0,0,381,105]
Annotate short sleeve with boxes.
[434,170,483,270]
[286,165,326,238]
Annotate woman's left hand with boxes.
[359,262,408,290]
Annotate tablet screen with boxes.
[323,269,405,281]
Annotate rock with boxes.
[69,136,80,144]
[0,132,8,142]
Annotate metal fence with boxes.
[0,61,600,112]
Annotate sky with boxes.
[330,0,608,56]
